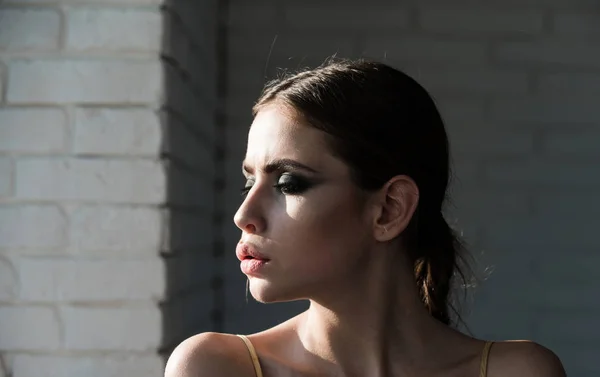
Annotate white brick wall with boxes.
[418,7,544,34]
[0,1,219,376]
[65,8,162,52]
[7,60,163,104]
[224,2,600,375]
[0,108,67,153]
[0,8,60,50]
[73,108,162,156]
[0,158,12,197]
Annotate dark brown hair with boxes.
[252,59,469,326]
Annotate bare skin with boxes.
[165,104,566,377]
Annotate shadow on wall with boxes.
[157,0,225,363]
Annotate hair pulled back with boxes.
[253,59,469,326]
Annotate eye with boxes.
[240,178,254,197]
[273,174,312,195]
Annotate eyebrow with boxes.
[242,158,319,175]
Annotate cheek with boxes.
[276,191,368,271]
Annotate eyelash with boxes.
[240,175,311,197]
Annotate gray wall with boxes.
[222,2,600,376]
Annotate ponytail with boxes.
[409,211,466,326]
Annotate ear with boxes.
[372,175,419,242]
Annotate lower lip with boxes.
[240,258,269,275]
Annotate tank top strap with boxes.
[237,334,264,377]
[479,341,494,377]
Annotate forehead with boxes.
[245,105,330,167]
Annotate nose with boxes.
[233,188,266,234]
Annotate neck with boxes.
[297,246,453,376]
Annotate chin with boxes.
[248,277,306,304]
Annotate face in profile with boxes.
[233,104,376,303]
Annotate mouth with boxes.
[236,242,270,262]
[239,256,269,275]
[242,255,266,261]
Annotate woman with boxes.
[165,60,565,377]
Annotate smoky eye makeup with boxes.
[273,173,315,195]
[240,172,319,197]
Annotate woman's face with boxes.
[234,104,376,303]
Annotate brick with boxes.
[164,210,213,253]
[168,162,214,209]
[7,60,162,104]
[229,31,354,63]
[162,12,218,84]
[0,205,66,249]
[62,305,162,351]
[0,62,5,99]
[66,8,161,52]
[435,99,486,124]
[12,354,164,377]
[0,257,17,301]
[226,60,269,93]
[187,47,217,91]
[0,108,67,153]
[451,191,530,217]
[555,13,600,35]
[489,98,598,123]
[532,250,600,286]
[228,4,278,28]
[536,311,600,343]
[172,1,218,48]
[19,257,165,301]
[407,68,529,96]
[163,63,217,144]
[225,93,260,121]
[448,129,534,156]
[419,7,543,34]
[68,206,163,253]
[534,284,600,312]
[284,5,409,29]
[542,130,600,157]
[162,112,214,173]
[494,41,600,67]
[363,37,487,65]
[163,13,216,82]
[448,158,481,183]
[15,158,166,204]
[533,193,600,216]
[466,306,534,341]
[415,0,599,8]
[164,251,213,294]
[542,344,600,376]
[0,306,61,349]
[0,158,12,197]
[161,288,214,348]
[538,73,600,95]
[485,160,600,188]
[0,8,60,50]
[73,108,162,156]
[162,13,192,70]
[5,0,162,3]
[482,215,598,248]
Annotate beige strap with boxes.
[479,341,494,377]
[237,334,263,377]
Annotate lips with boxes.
[236,243,270,262]
[236,243,270,275]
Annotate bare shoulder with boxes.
[488,340,566,377]
[164,332,256,377]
